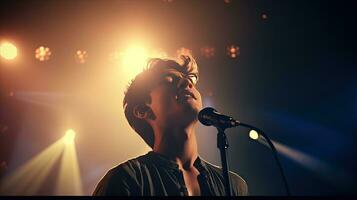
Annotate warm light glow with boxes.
[75,50,87,64]
[63,129,76,145]
[226,45,240,58]
[120,45,150,80]
[0,42,17,60]
[35,46,52,61]
[152,49,168,58]
[108,50,120,63]
[249,130,259,140]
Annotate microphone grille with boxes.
[198,107,217,126]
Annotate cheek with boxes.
[149,88,176,113]
[196,92,203,107]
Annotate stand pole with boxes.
[217,127,232,196]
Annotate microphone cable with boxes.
[239,122,291,196]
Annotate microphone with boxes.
[198,107,240,128]
[198,107,291,195]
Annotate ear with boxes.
[133,104,151,120]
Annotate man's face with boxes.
[147,68,203,127]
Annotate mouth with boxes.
[176,90,196,101]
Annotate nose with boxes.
[177,76,193,90]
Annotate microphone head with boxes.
[198,107,217,126]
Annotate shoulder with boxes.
[228,169,249,196]
[92,154,149,196]
[104,155,144,180]
[202,159,249,196]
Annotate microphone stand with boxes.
[216,126,232,196]
[198,107,291,196]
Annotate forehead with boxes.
[160,68,184,75]
[154,65,198,76]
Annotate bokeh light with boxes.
[226,45,240,58]
[35,46,52,61]
[249,130,259,140]
[261,13,268,20]
[74,50,88,64]
[0,42,17,60]
[200,46,215,58]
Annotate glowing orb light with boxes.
[63,129,76,145]
[249,130,259,140]
[226,45,240,59]
[0,42,17,60]
[35,46,52,61]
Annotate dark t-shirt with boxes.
[93,151,248,196]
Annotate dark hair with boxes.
[123,55,199,148]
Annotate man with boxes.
[93,55,248,196]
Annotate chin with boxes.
[182,103,201,120]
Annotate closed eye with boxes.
[160,72,198,85]
[187,74,198,85]
[160,74,178,85]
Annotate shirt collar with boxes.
[146,151,208,173]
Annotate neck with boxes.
[153,124,198,169]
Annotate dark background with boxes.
[0,0,356,195]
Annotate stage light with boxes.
[261,13,268,20]
[74,50,87,64]
[226,45,240,59]
[35,46,51,61]
[200,46,215,58]
[224,0,232,3]
[176,47,193,57]
[0,42,17,60]
[249,130,259,140]
[63,129,76,145]
[120,46,149,80]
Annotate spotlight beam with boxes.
[0,140,64,195]
[55,140,83,195]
